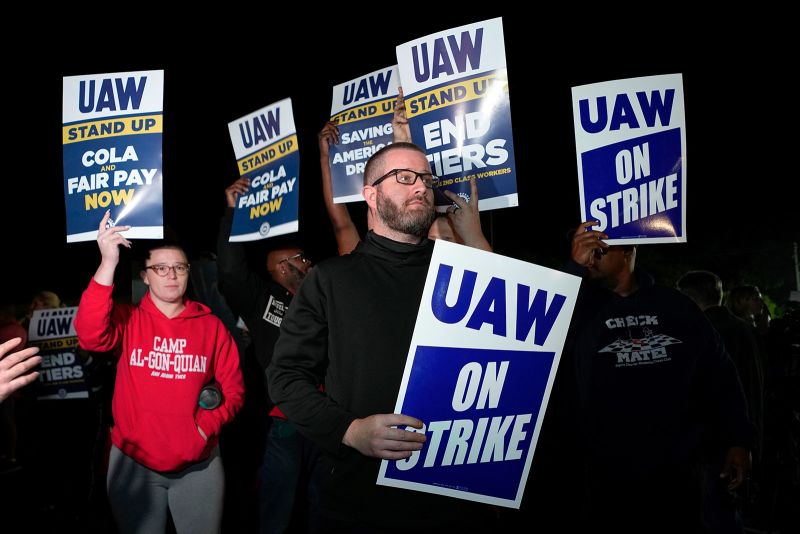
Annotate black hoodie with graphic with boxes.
[563,261,753,516]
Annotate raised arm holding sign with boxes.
[75,212,244,533]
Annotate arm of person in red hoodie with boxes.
[75,211,132,353]
[196,324,244,439]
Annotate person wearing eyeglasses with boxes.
[317,91,492,257]
[268,142,496,531]
[217,178,317,533]
[556,221,754,532]
[74,210,244,534]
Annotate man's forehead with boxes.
[384,148,430,171]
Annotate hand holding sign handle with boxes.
[343,413,426,460]
[443,178,492,252]
[317,121,339,159]
[94,210,131,285]
[225,177,251,208]
[571,221,608,268]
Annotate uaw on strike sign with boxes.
[377,241,580,508]
[572,73,686,244]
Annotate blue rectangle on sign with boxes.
[383,345,554,500]
[581,128,682,239]
[230,151,300,241]
[63,133,163,238]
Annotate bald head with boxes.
[363,142,428,186]
[267,248,312,294]
[267,248,301,273]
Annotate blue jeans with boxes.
[259,417,321,534]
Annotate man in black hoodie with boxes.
[218,177,318,533]
[267,142,494,531]
[566,222,753,533]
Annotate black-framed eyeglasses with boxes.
[146,263,191,276]
[279,252,309,265]
[370,168,438,189]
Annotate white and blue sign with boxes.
[572,73,686,244]
[63,70,164,243]
[330,66,399,203]
[28,308,88,400]
[396,18,518,211]
[377,241,581,508]
[227,98,299,241]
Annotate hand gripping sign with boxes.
[378,240,580,508]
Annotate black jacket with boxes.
[217,208,292,403]
[564,262,753,474]
[562,262,754,528]
[268,231,491,527]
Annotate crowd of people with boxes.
[2,95,799,534]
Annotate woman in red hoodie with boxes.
[75,211,244,534]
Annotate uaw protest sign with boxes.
[377,240,580,508]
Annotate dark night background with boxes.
[1,11,796,309]
[0,9,798,533]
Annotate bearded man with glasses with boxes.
[268,142,495,531]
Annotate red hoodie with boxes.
[75,278,244,472]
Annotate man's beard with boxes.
[376,191,435,237]
[284,262,307,293]
[588,268,618,290]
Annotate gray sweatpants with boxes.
[107,445,224,534]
